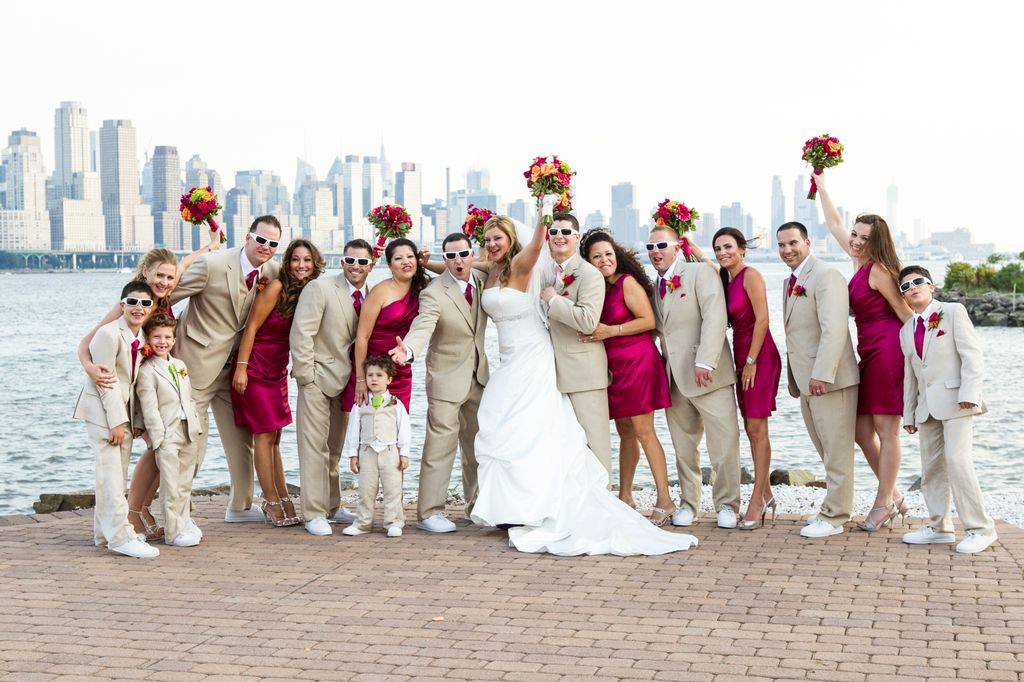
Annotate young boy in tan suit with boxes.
[73,282,159,558]
[897,266,997,554]
[134,313,204,548]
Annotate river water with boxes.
[1,260,1020,515]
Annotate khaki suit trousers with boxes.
[87,421,137,550]
[799,385,857,525]
[417,381,483,521]
[154,422,200,542]
[567,388,612,476]
[191,364,255,512]
[917,416,994,534]
[664,384,741,514]
[296,383,349,521]
[355,445,404,530]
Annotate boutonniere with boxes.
[927,310,943,331]
[178,367,188,378]
[139,344,155,362]
[561,272,575,287]
[256,275,270,292]
[790,284,807,297]
[666,274,685,298]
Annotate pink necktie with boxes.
[658,277,667,300]
[787,274,797,297]
[245,269,257,291]
[914,316,925,359]
[464,284,473,306]
[352,290,362,315]
[130,339,140,380]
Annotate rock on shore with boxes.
[937,289,1024,327]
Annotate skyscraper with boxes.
[610,182,640,244]
[223,188,251,248]
[793,175,822,238]
[295,158,316,196]
[49,102,104,250]
[395,162,422,216]
[507,198,531,226]
[296,181,335,246]
[584,210,605,229]
[52,101,90,201]
[361,156,383,214]
[141,151,154,206]
[467,167,490,193]
[771,175,786,230]
[99,119,153,251]
[379,141,394,199]
[151,146,184,249]
[325,157,346,240]
[0,129,50,251]
[341,155,361,230]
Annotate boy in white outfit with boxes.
[342,356,410,537]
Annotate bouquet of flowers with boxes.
[180,186,226,243]
[367,203,413,257]
[653,199,700,260]
[461,204,494,247]
[524,155,574,225]
[801,133,844,199]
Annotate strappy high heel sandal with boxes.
[857,501,898,532]
[278,495,302,526]
[649,506,675,527]
[739,495,777,530]
[128,507,164,541]
[260,500,292,528]
[893,495,909,526]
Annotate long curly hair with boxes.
[580,228,654,295]
[484,216,521,286]
[853,214,902,282]
[276,239,324,318]
[385,237,429,301]
[134,248,178,311]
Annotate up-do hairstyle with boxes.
[776,221,809,238]
[121,280,155,300]
[364,354,396,379]
[552,213,580,232]
[144,313,177,336]
[898,265,933,283]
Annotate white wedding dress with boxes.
[470,285,698,556]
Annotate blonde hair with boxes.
[484,216,520,285]
[134,248,178,310]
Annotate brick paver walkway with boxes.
[1,499,1022,681]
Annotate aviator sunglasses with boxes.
[899,276,932,293]
[343,256,372,266]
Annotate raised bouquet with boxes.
[653,199,700,260]
[801,133,844,199]
[180,186,226,244]
[367,203,413,258]
[461,204,494,247]
[524,155,574,225]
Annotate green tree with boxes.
[944,262,975,291]
[974,264,997,288]
[987,253,1004,264]
[993,262,1024,292]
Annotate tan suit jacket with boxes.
[782,255,859,396]
[73,317,142,429]
[546,253,609,394]
[900,301,986,426]
[134,358,203,451]
[403,271,489,402]
[652,259,735,397]
[170,246,281,391]
[290,274,364,397]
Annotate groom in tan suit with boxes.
[777,222,859,538]
[539,213,612,474]
[391,232,489,532]
[290,239,373,536]
[647,228,741,528]
[170,215,281,521]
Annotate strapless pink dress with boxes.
[727,267,782,419]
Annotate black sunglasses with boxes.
[343,256,372,266]
[122,297,154,308]
[645,241,672,251]
[252,234,280,248]
[899,277,931,293]
[443,249,472,260]
[548,228,576,237]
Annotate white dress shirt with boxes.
[789,255,810,280]
[342,391,412,458]
[914,299,941,327]
[448,269,472,296]
[347,280,369,301]
[240,248,260,283]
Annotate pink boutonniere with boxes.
[927,310,943,331]
[790,284,807,297]
[561,272,576,288]
[666,274,685,298]
[936,329,946,337]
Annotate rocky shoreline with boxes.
[937,289,1023,327]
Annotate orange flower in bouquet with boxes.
[524,156,574,225]
[180,186,226,243]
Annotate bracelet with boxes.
[618,325,623,336]
[356,379,365,383]
[237,361,248,365]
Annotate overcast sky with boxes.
[5,1,1023,248]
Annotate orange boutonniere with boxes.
[179,367,188,379]
[139,344,155,362]
[927,310,943,331]
[256,275,270,292]
[667,275,685,298]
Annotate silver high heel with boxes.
[738,495,776,530]
[892,495,909,526]
[857,501,898,532]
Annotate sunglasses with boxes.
[899,276,932,293]
[548,228,576,237]
[443,249,472,260]
[343,256,372,266]
[645,241,672,251]
[122,297,154,308]
[252,234,279,248]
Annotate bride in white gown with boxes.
[468,202,698,556]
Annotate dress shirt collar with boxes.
[240,248,259,279]
[914,299,941,324]
[347,279,368,299]
[790,255,810,280]
[447,269,471,294]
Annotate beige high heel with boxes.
[739,495,776,530]
[892,495,909,526]
[128,507,164,541]
[857,501,898,532]
[649,506,675,527]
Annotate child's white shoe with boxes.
[387,525,403,538]
[342,523,368,536]
[955,531,997,554]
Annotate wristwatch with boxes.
[746,356,756,366]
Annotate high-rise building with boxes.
[697,212,718,246]
[610,182,640,244]
[49,102,105,250]
[151,146,185,249]
[361,156,383,214]
[141,151,154,206]
[467,167,490,193]
[584,210,605,230]
[52,101,90,202]
[395,162,422,217]
[99,119,153,251]
[0,129,50,251]
[89,130,100,173]
[507,198,530,226]
[325,156,346,240]
[341,155,361,230]
[296,180,335,246]
[379,141,394,199]
[295,158,316,196]
[771,175,786,230]
[793,175,823,239]
[223,188,252,248]
[448,189,468,233]
[233,169,288,217]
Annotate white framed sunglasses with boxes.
[122,297,154,308]
[645,241,672,251]
[443,249,472,260]
[899,276,932,293]
[548,228,576,237]
[343,256,372,266]
[252,234,279,248]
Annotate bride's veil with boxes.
[511,217,554,329]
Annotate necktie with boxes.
[464,283,473,306]
[658,277,667,300]
[245,269,258,291]
[914,316,925,359]
[130,339,140,380]
[169,363,180,389]
[352,289,362,315]
[787,274,797,297]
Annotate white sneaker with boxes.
[672,508,696,527]
[185,519,202,539]
[304,517,333,536]
[224,507,265,523]
[803,513,819,524]
[342,523,368,536]
[111,537,160,559]
[387,525,403,537]
[902,525,956,545]
[170,531,201,547]
[417,513,456,533]
[955,531,997,554]
[330,507,356,524]
[800,519,844,538]
[716,507,738,529]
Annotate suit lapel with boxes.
[443,274,474,328]
[662,259,684,323]
[117,317,139,380]
[333,275,357,325]
[784,256,814,325]
[227,250,245,321]
[922,302,943,361]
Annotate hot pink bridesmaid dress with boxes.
[848,261,903,415]
[726,267,782,419]
[230,308,293,433]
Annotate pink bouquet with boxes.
[367,204,413,258]
[801,134,844,199]
[653,199,700,260]
[461,204,494,247]
[524,155,574,225]
[180,186,226,244]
